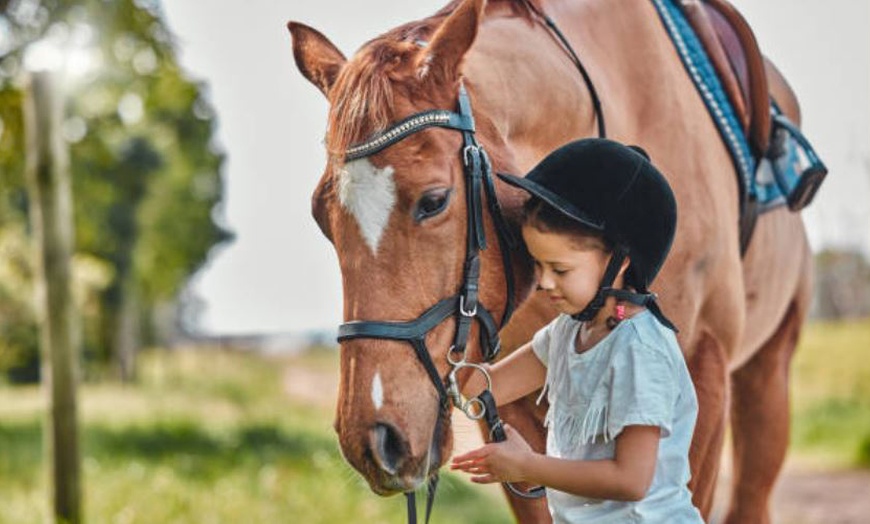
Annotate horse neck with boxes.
[457,0,685,301]
[457,5,603,299]
[463,21,598,171]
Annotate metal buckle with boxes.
[463,144,483,168]
[459,295,477,317]
[488,419,504,441]
[447,345,467,365]
[446,361,493,420]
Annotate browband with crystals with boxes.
[345,102,475,161]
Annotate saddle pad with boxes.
[651,0,799,211]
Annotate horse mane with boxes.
[326,0,534,163]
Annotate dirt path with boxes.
[284,363,870,523]
[710,452,870,524]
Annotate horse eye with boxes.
[414,188,451,222]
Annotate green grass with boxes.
[2,319,866,522]
[790,319,870,467]
[0,349,511,524]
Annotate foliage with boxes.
[791,318,870,466]
[0,225,37,380]
[0,348,512,523]
[813,249,870,319]
[0,0,233,379]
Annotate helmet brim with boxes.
[497,172,605,232]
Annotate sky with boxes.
[158,0,870,336]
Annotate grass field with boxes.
[0,319,867,523]
[0,349,511,523]
[789,319,870,467]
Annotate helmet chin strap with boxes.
[571,245,678,332]
[572,245,628,322]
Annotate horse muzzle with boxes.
[337,412,449,496]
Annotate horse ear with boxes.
[415,0,486,83]
[287,21,347,96]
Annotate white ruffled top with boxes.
[531,310,703,523]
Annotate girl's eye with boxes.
[553,269,568,276]
[414,188,452,222]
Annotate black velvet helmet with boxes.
[499,138,678,330]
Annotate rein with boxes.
[335,4,603,521]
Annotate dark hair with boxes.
[522,197,614,252]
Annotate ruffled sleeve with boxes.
[605,341,679,439]
[531,318,555,367]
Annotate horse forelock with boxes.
[325,1,533,164]
[326,35,430,163]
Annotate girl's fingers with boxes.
[451,445,490,464]
[450,456,483,469]
[470,474,497,484]
[451,450,481,463]
[450,461,477,472]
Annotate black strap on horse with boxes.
[522,0,606,138]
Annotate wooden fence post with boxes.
[23,70,82,524]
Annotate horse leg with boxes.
[494,396,552,523]
[725,300,805,524]
[686,332,731,519]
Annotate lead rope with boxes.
[447,361,547,501]
[476,390,547,499]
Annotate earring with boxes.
[607,303,626,330]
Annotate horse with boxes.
[287,0,813,522]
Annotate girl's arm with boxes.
[452,424,660,501]
[460,342,546,406]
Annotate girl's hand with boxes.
[450,424,535,484]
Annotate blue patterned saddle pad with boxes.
[651,0,826,213]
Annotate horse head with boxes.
[288,0,531,495]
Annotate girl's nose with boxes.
[537,271,555,291]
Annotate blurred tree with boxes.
[0,0,233,381]
[813,249,870,320]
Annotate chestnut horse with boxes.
[288,0,812,522]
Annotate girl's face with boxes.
[522,225,614,316]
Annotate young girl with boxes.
[451,139,703,522]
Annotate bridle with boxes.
[338,82,516,402]
[334,3,605,521]
[337,83,541,522]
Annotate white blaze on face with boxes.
[337,159,396,254]
[371,371,384,411]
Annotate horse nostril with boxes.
[370,422,408,476]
